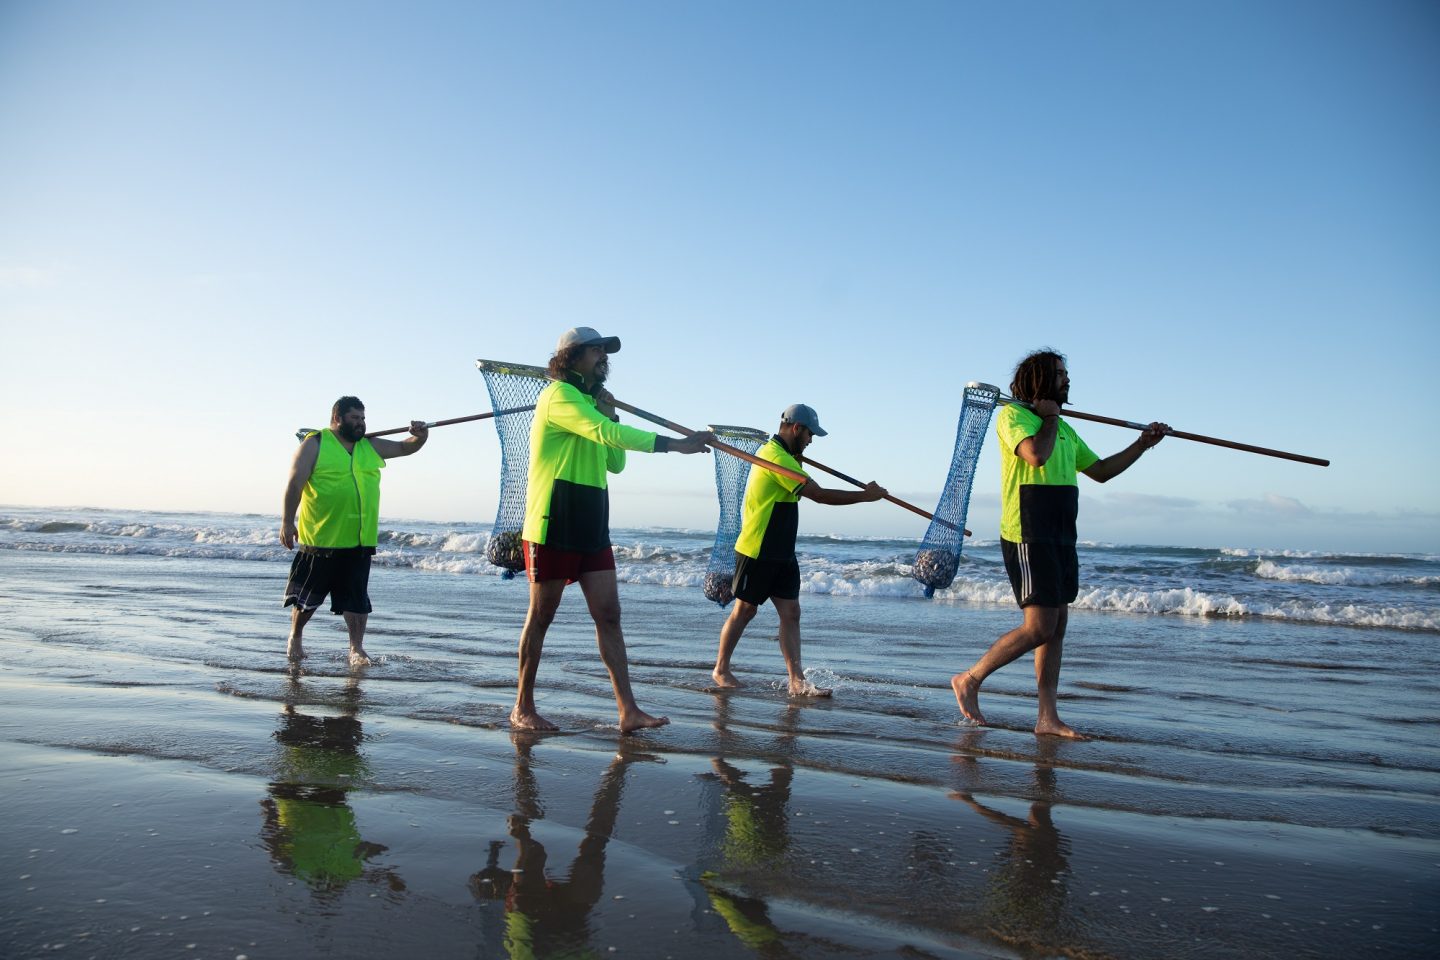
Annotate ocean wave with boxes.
[1223,546,1439,562]
[402,553,510,576]
[613,542,710,564]
[4,515,276,546]
[0,540,290,562]
[1222,547,1340,559]
[928,578,1017,605]
[1254,560,1440,588]
[1070,585,1439,631]
[5,509,1437,632]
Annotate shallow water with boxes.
[2,510,1438,958]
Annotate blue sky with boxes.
[2,0,1436,552]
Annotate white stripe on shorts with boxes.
[1019,542,1032,603]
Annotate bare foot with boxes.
[711,668,743,689]
[286,640,305,662]
[952,672,985,724]
[619,709,670,733]
[510,707,559,732]
[348,648,373,667]
[1035,718,1088,740]
[788,678,832,698]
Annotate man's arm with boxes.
[1014,400,1061,467]
[281,436,321,550]
[368,421,430,459]
[1081,422,1168,484]
[659,431,714,454]
[800,480,887,506]
[589,387,712,455]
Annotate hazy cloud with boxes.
[1102,491,1202,512]
[1226,493,1314,518]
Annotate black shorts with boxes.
[283,546,375,615]
[1001,539,1079,608]
[732,552,801,606]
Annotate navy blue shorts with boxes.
[732,553,801,605]
[1001,539,1079,608]
[283,546,375,615]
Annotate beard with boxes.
[592,358,609,386]
[339,421,366,442]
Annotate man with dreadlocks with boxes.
[512,327,713,733]
[952,349,1168,738]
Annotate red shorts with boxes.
[523,540,616,584]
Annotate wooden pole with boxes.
[294,405,535,442]
[609,398,810,485]
[992,393,1329,467]
[800,454,970,537]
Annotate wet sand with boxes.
[3,549,1438,958]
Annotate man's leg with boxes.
[332,549,374,667]
[287,606,316,661]
[1032,606,1083,738]
[344,612,370,666]
[512,579,567,731]
[712,600,758,688]
[577,569,668,733]
[952,605,1060,725]
[774,597,830,697]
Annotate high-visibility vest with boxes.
[523,375,657,551]
[298,429,385,548]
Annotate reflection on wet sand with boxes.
[259,676,403,895]
[470,734,654,959]
[697,696,805,952]
[951,734,1089,957]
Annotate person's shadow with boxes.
[259,675,403,895]
[469,734,657,957]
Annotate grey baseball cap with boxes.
[781,403,827,437]
[556,326,621,353]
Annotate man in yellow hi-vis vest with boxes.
[711,404,885,697]
[512,327,713,733]
[281,396,428,666]
[952,350,1166,738]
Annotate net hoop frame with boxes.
[475,358,553,576]
[912,382,1001,597]
[702,422,769,606]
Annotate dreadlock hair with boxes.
[546,346,608,388]
[1010,349,1066,404]
[331,396,365,423]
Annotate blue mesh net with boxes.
[912,383,1001,597]
[476,359,550,577]
[701,424,769,606]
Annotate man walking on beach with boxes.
[952,350,1166,738]
[512,327,713,733]
[711,404,886,697]
[281,396,428,666]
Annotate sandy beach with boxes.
[3,512,1438,958]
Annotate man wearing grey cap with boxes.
[513,327,713,732]
[711,404,886,696]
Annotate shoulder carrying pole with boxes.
[294,405,535,442]
[800,455,970,536]
[968,383,1330,467]
[609,398,809,485]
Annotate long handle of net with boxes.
[293,405,536,442]
[985,389,1329,467]
[801,455,971,537]
[609,398,809,485]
